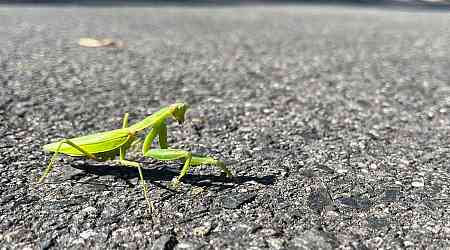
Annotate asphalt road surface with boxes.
[0,5,449,249]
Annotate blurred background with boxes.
[3,0,450,8]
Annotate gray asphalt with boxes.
[0,5,449,249]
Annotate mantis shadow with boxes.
[69,161,275,192]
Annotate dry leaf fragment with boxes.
[78,38,124,48]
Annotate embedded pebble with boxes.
[80,229,97,239]
[412,181,424,188]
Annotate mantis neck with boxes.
[128,107,172,131]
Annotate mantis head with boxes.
[170,103,189,124]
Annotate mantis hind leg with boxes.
[38,139,97,183]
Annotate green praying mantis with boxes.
[38,103,232,213]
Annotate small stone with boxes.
[39,238,55,250]
[175,241,197,249]
[192,222,213,237]
[1,194,15,205]
[308,187,333,213]
[259,228,279,237]
[368,217,389,228]
[218,193,256,209]
[151,235,177,250]
[336,168,348,174]
[290,230,333,249]
[336,196,371,209]
[368,130,380,139]
[101,205,118,218]
[324,210,339,218]
[81,206,97,217]
[71,238,85,245]
[404,241,414,247]
[80,229,97,239]
[191,187,206,196]
[411,181,424,188]
[383,187,401,202]
[134,231,143,240]
[266,238,285,249]
[336,197,358,208]
[442,227,450,236]
[421,152,436,163]
[113,228,128,238]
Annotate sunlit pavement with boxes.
[0,5,449,249]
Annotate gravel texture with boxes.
[0,5,449,249]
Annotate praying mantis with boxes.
[38,103,232,213]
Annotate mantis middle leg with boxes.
[120,113,129,160]
[112,158,155,214]
[118,113,154,214]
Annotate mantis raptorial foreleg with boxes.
[142,126,159,154]
[174,151,192,187]
[192,156,232,177]
[142,122,168,154]
[144,149,232,188]
[158,123,168,149]
[38,139,98,183]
